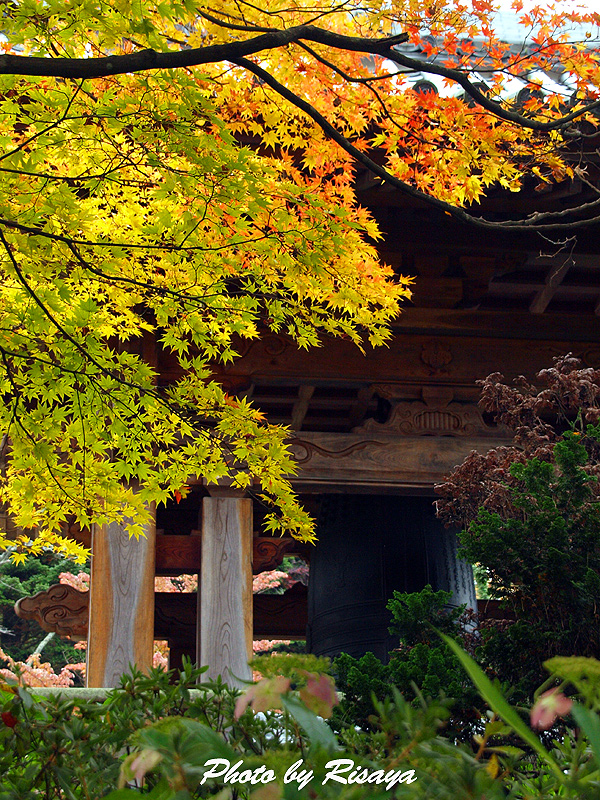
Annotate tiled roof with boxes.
[490,8,598,44]
[392,9,600,97]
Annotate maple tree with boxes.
[1,1,600,559]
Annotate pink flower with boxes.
[120,749,162,787]
[234,676,291,718]
[59,572,90,591]
[252,640,291,654]
[130,750,162,783]
[530,689,573,730]
[299,672,339,719]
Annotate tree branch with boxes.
[380,45,600,133]
[0,25,408,79]
[232,57,600,231]
[1,22,598,136]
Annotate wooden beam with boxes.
[211,328,600,389]
[291,385,315,430]
[87,511,156,687]
[155,534,201,575]
[153,586,308,645]
[409,277,463,308]
[289,431,511,492]
[12,585,530,654]
[14,584,310,647]
[198,490,253,686]
[392,309,600,340]
[529,256,574,314]
[157,324,600,399]
[154,534,307,575]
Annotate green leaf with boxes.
[572,703,600,770]
[17,687,33,710]
[439,632,565,782]
[485,745,526,757]
[281,695,338,752]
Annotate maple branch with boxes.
[232,57,600,231]
[295,41,430,144]
[3,23,600,139]
[0,228,136,387]
[198,8,275,33]
[0,342,86,508]
[0,228,289,514]
[296,40,400,85]
[0,217,276,253]
[0,81,84,164]
[379,46,600,133]
[0,25,409,78]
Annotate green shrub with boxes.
[460,430,600,698]
[437,359,600,700]
[3,647,600,799]
[332,586,480,739]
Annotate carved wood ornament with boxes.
[354,386,509,438]
[252,537,309,573]
[14,583,309,642]
[15,584,89,641]
[420,341,453,374]
[289,438,388,465]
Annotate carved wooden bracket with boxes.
[252,537,310,573]
[354,386,510,439]
[15,584,309,642]
[15,584,89,641]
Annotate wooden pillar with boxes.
[197,488,253,687]
[87,510,156,687]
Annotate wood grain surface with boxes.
[87,513,156,687]
[198,495,253,686]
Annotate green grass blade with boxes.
[439,632,565,781]
[572,704,600,770]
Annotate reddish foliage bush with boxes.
[436,355,600,696]
[436,354,600,529]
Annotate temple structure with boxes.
[16,169,600,686]
[13,14,600,687]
